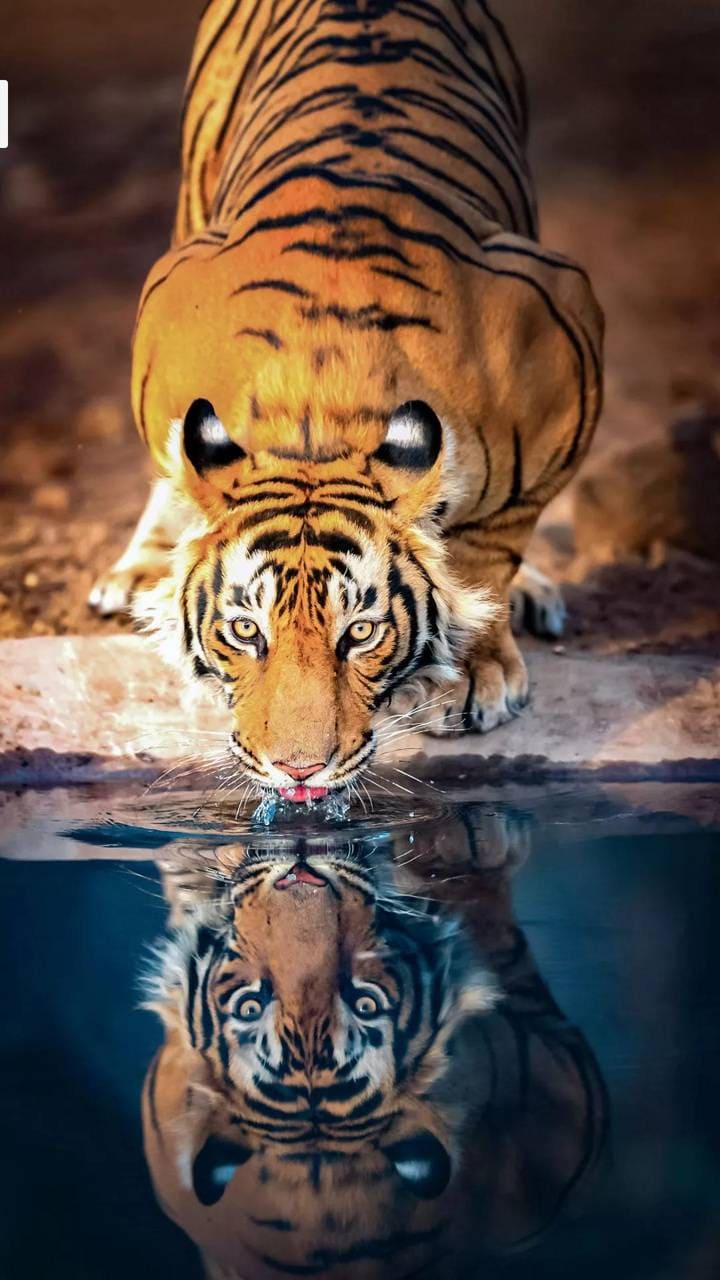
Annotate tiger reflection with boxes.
[143,828,607,1279]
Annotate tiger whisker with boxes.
[347,778,367,815]
[358,777,375,814]
[361,770,404,798]
[377,717,463,743]
[376,712,464,742]
[378,690,459,727]
[392,846,429,868]
[381,764,446,795]
[364,769,416,797]
[141,752,232,796]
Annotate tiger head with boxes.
[144,841,495,1276]
[137,389,495,798]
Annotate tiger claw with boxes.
[427,631,529,737]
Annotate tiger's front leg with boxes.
[88,478,180,616]
[431,517,538,735]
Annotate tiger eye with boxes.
[349,620,376,644]
[232,618,259,642]
[237,996,263,1021]
[353,992,380,1017]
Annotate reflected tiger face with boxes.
[137,399,494,797]
[147,842,495,1206]
[144,833,608,1277]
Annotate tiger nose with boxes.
[274,761,326,781]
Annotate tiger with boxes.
[89,0,603,799]
[143,828,607,1279]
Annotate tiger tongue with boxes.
[278,785,329,803]
[275,863,328,889]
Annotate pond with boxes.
[1,779,719,1279]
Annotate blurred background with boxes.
[1,0,719,652]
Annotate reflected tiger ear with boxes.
[183,398,246,476]
[192,1135,253,1206]
[369,401,445,519]
[384,1131,452,1200]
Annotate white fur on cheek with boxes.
[327,543,384,644]
[223,543,277,646]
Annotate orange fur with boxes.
[143,836,607,1278]
[96,0,603,774]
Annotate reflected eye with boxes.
[347,620,377,646]
[231,618,259,643]
[236,996,263,1021]
[352,991,381,1018]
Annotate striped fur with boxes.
[144,842,494,1277]
[103,0,603,781]
[143,840,608,1278]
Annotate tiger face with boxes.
[147,841,495,1216]
[139,397,494,798]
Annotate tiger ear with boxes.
[192,1135,254,1206]
[369,401,445,519]
[183,398,246,476]
[384,1131,452,1200]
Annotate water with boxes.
[1,780,719,1279]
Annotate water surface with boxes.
[1,781,719,1279]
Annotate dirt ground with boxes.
[1,0,719,653]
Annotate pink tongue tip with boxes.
[278,784,329,803]
[275,863,328,890]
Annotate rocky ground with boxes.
[1,0,719,653]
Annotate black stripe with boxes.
[477,0,529,132]
[499,426,523,511]
[181,0,242,129]
[198,948,216,1050]
[282,239,413,266]
[217,79,357,205]
[376,129,509,224]
[231,277,310,298]
[195,581,209,637]
[249,529,303,555]
[309,530,362,557]
[145,1049,163,1140]
[387,563,420,686]
[137,365,151,442]
[309,1075,370,1104]
[180,567,196,656]
[261,1223,447,1274]
[482,239,591,284]
[316,489,388,509]
[222,161,481,246]
[230,488,298,507]
[388,118,533,232]
[387,81,520,170]
[185,957,199,1048]
[242,502,374,536]
[213,0,281,155]
[253,1078,308,1105]
[476,421,493,506]
[396,0,517,125]
[237,327,284,349]
[301,301,437,333]
[371,266,436,294]
[185,95,214,183]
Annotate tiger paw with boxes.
[87,566,141,616]
[428,631,529,736]
[509,561,566,639]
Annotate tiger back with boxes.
[93,0,603,792]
